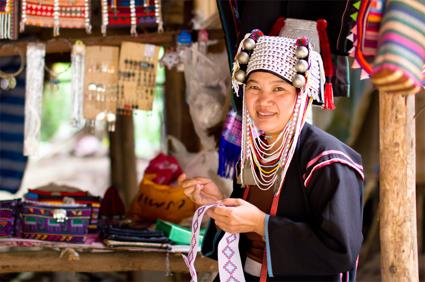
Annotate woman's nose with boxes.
[257,90,273,104]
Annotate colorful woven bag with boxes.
[20,201,91,243]
[348,0,385,79]
[0,0,18,39]
[348,0,424,94]
[100,0,163,35]
[371,0,425,95]
[24,186,101,233]
[0,199,20,237]
[20,0,92,36]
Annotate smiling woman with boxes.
[181,30,365,282]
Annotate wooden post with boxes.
[164,68,199,152]
[120,114,138,207]
[379,92,419,281]
[109,114,138,209]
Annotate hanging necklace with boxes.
[0,44,25,91]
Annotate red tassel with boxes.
[269,17,285,36]
[324,82,336,110]
[317,19,336,110]
[316,19,334,77]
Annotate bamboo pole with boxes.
[379,92,419,281]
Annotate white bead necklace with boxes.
[241,93,307,191]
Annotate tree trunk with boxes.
[379,92,419,281]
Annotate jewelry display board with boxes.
[83,46,119,129]
[118,42,160,112]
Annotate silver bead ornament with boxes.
[292,74,306,88]
[234,69,246,83]
[295,46,309,59]
[243,38,256,51]
[237,52,250,65]
[0,78,9,90]
[295,59,309,73]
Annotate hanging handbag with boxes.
[20,0,92,36]
[101,0,163,35]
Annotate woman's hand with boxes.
[208,198,266,237]
[178,174,224,206]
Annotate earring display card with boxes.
[83,46,119,122]
[118,42,160,111]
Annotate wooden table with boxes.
[0,249,217,273]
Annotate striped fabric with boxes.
[371,0,425,95]
[303,150,364,187]
[362,0,384,56]
[349,0,385,77]
[0,58,27,194]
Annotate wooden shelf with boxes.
[0,29,224,57]
[0,249,217,273]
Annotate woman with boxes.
[181,31,364,281]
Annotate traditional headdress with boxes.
[230,30,329,193]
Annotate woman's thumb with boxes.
[222,198,242,207]
[177,173,186,185]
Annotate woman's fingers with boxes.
[183,186,195,198]
[221,198,243,207]
[192,185,204,204]
[180,177,211,189]
[177,173,187,186]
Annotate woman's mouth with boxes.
[256,111,277,119]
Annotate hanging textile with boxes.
[20,0,92,36]
[101,0,163,36]
[0,0,18,39]
[0,57,28,194]
[347,0,385,79]
[183,203,245,282]
[371,0,425,95]
[348,0,424,95]
[24,43,46,157]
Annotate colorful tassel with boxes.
[316,19,335,110]
[217,110,242,179]
[324,81,335,110]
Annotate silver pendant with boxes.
[0,78,9,90]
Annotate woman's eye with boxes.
[247,85,259,90]
[274,87,285,92]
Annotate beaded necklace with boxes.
[241,90,312,191]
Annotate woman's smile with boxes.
[256,110,277,119]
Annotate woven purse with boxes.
[20,201,91,243]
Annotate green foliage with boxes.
[40,63,72,142]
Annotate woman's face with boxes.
[245,71,297,138]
